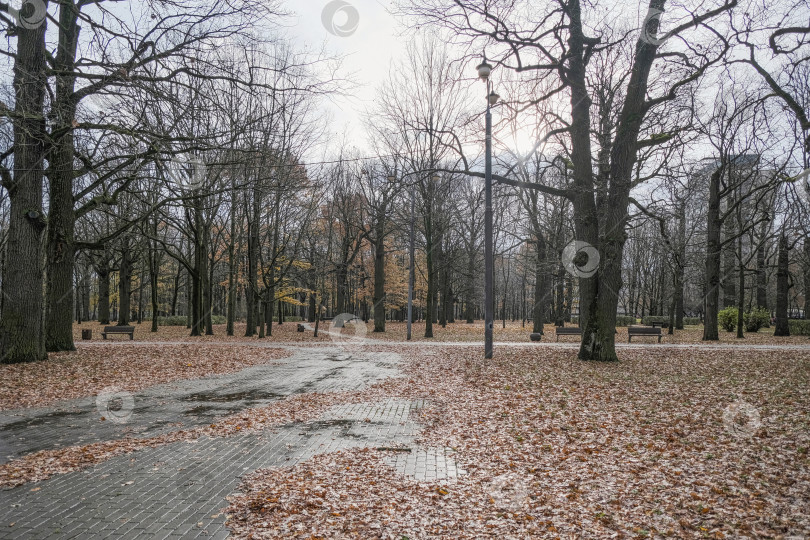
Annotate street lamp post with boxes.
[477,56,499,359]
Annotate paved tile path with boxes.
[0,348,462,539]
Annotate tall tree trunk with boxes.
[245,193,259,336]
[722,197,737,308]
[43,0,80,352]
[736,233,745,339]
[554,265,565,326]
[226,198,237,336]
[97,257,111,324]
[466,247,476,323]
[804,236,810,319]
[533,236,547,333]
[137,269,144,324]
[703,169,722,341]
[205,240,213,335]
[80,266,90,322]
[0,7,49,363]
[373,231,386,332]
[756,242,768,309]
[774,232,790,336]
[150,242,159,332]
[566,0,600,355]
[118,238,132,326]
[424,212,435,338]
[675,199,686,329]
[580,0,663,361]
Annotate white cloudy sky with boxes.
[281,0,410,154]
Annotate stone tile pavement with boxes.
[0,348,462,539]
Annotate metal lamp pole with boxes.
[407,184,415,341]
[477,57,499,359]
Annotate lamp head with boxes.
[476,60,492,81]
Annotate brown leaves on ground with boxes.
[226,346,810,538]
[0,344,290,410]
[71,322,333,344]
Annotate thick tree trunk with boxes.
[43,0,81,352]
[0,9,49,364]
[703,169,722,341]
[567,0,601,358]
[336,263,348,316]
[774,233,790,336]
[579,0,663,361]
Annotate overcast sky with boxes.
[282,0,408,154]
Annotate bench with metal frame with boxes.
[628,326,662,343]
[555,326,582,341]
[101,325,135,340]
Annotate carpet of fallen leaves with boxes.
[72,321,334,343]
[72,320,810,345]
[226,346,810,539]
[0,344,289,410]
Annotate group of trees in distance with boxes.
[1,0,808,363]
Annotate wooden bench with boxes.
[101,325,135,340]
[649,321,668,328]
[628,326,662,343]
[555,327,581,341]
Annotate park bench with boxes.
[649,321,668,328]
[101,325,135,340]
[555,326,581,341]
[628,326,662,343]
